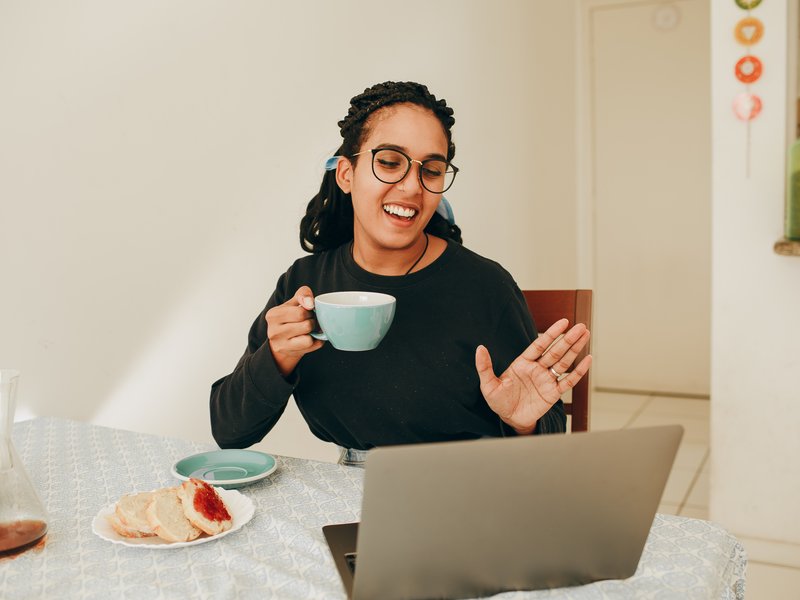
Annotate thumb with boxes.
[475,345,500,393]
[293,286,315,310]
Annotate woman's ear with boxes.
[335,157,353,194]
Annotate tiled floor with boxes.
[592,390,800,599]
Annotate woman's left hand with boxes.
[475,318,592,434]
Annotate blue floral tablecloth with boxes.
[1,418,745,599]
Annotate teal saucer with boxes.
[171,449,277,489]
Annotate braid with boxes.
[338,81,456,160]
[300,81,461,253]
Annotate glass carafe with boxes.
[0,370,48,554]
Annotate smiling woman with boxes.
[209,81,592,465]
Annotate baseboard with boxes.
[594,386,710,400]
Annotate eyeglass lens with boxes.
[372,149,456,194]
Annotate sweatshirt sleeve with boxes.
[209,275,297,448]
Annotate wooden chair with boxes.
[521,290,593,432]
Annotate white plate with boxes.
[91,486,254,549]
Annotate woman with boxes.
[210,81,591,464]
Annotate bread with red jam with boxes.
[177,478,233,536]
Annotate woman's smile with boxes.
[382,202,419,223]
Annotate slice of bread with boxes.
[146,487,202,543]
[177,478,233,536]
[114,491,157,537]
[106,511,155,538]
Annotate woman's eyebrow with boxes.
[374,143,448,162]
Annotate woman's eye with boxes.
[422,165,444,178]
[377,159,402,169]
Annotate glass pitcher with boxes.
[0,370,48,554]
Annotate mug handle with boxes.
[309,308,327,341]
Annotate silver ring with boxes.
[549,366,565,380]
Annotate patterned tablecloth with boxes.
[1,418,746,599]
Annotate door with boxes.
[586,0,711,396]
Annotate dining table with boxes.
[1,417,746,599]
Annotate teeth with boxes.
[383,204,417,218]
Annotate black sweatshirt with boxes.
[210,240,566,450]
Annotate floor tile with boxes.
[685,471,709,508]
[660,467,696,505]
[672,441,709,471]
[746,562,800,600]
[643,396,710,418]
[591,391,650,414]
[627,413,709,444]
[589,410,633,431]
[657,502,680,515]
[679,505,709,520]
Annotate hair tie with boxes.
[325,156,341,171]
[436,196,456,226]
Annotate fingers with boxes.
[271,286,316,327]
[475,345,501,397]
[291,285,315,310]
[556,355,592,394]
[269,317,319,349]
[521,318,570,361]
[266,287,323,361]
[534,323,590,371]
[547,330,590,376]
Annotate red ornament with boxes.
[735,55,762,83]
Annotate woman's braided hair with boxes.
[299,81,462,252]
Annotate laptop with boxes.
[323,425,683,600]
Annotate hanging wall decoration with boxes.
[734,0,762,9]
[734,55,762,83]
[734,16,764,45]
[732,1,765,177]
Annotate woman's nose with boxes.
[397,161,424,193]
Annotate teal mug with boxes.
[310,291,396,351]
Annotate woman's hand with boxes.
[266,286,325,377]
[475,318,592,434]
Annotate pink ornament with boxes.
[733,93,762,120]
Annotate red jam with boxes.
[192,480,231,522]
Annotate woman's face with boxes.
[337,103,449,253]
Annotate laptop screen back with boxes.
[348,425,682,600]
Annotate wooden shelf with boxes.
[774,238,800,256]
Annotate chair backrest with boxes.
[521,290,593,432]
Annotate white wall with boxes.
[710,0,800,550]
[0,1,578,459]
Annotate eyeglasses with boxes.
[351,148,459,194]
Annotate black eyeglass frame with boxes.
[350,148,459,194]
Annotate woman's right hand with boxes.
[266,286,325,377]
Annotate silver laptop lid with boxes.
[351,425,683,600]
